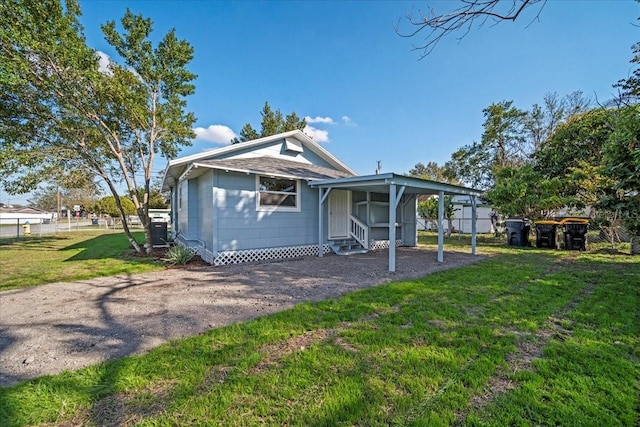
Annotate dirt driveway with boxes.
[0,247,483,387]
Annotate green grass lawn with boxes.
[0,231,165,291]
[0,242,637,426]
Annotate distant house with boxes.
[451,196,495,234]
[161,130,482,271]
[415,195,496,234]
[0,206,55,225]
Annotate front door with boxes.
[329,190,350,239]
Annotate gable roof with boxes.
[192,157,354,181]
[161,130,356,190]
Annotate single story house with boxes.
[0,206,55,225]
[416,195,495,234]
[161,130,483,271]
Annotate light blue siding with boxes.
[176,173,215,252]
[402,195,417,246]
[212,170,320,252]
[177,180,188,235]
[198,171,214,252]
[187,179,200,238]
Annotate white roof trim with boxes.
[166,130,355,175]
[309,173,483,196]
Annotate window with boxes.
[256,176,300,212]
[178,180,186,209]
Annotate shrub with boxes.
[165,244,195,265]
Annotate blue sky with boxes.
[3,0,638,205]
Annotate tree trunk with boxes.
[631,236,640,255]
[144,221,153,255]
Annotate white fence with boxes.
[417,217,496,234]
[0,212,54,225]
[0,217,94,238]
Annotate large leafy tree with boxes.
[488,108,614,219]
[0,0,92,193]
[486,165,566,218]
[408,161,459,184]
[445,93,591,192]
[94,195,136,218]
[600,109,640,254]
[445,100,527,189]
[534,108,613,210]
[29,182,101,213]
[232,102,306,144]
[25,166,101,212]
[417,195,456,236]
[136,187,169,209]
[409,162,458,235]
[0,0,196,254]
[524,91,590,152]
[603,37,640,246]
[601,35,640,253]
[535,109,611,180]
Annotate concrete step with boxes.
[329,238,367,255]
[333,248,368,256]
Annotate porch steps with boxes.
[329,239,368,256]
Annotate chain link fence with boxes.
[524,220,634,254]
[418,217,636,254]
[582,222,633,253]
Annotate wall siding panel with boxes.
[187,179,200,238]
[198,171,214,253]
[213,171,320,251]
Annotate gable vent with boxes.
[284,138,304,153]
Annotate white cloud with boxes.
[341,115,352,124]
[303,125,330,143]
[96,51,112,75]
[305,116,335,124]
[193,125,237,144]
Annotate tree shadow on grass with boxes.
[60,233,149,262]
[0,235,72,250]
[0,271,217,426]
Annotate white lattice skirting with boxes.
[369,239,404,250]
[212,244,331,266]
[183,239,403,266]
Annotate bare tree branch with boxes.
[395,0,547,59]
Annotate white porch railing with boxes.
[349,215,369,249]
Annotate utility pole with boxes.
[56,184,61,222]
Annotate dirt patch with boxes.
[47,381,176,427]
[250,328,335,374]
[0,247,483,387]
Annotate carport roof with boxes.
[308,173,483,197]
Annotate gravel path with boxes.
[0,247,483,387]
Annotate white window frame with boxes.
[178,180,185,210]
[255,175,301,212]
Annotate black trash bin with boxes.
[535,220,560,249]
[506,217,531,247]
[560,218,589,251]
[150,221,168,247]
[91,218,99,225]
